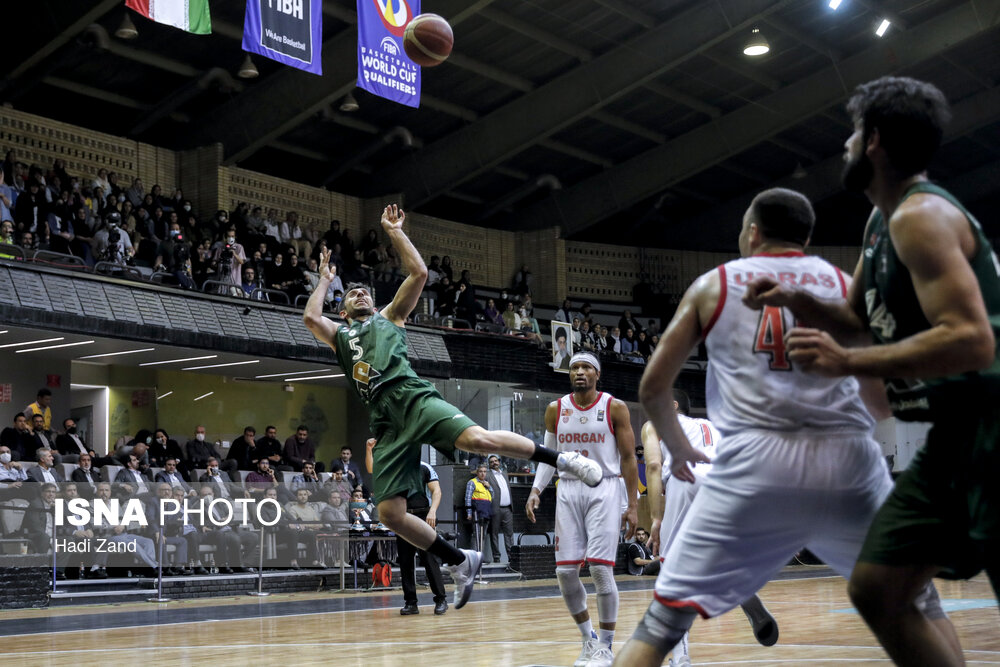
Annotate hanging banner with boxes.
[243,0,323,76]
[356,0,421,107]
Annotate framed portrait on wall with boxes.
[550,320,572,373]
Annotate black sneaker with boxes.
[434,600,448,615]
[400,603,420,615]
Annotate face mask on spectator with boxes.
[183,205,191,211]
[227,236,236,244]
[170,230,180,239]
[196,433,205,442]
[67,427,77,434]
[0,453,10,464]
[118,195,126,203]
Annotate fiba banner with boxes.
[356,0,421,107]
[243,0,323,75]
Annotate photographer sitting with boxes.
[153,222,195,289]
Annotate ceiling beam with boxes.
[364,0,798,206]
[590,0,657,29]
[702,52,782,91]
[763,15,842,62]
[513,0,1000,236]
[644,81,722,118]
[479,7,592,62]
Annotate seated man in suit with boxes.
[26,448,65,484]
[22,482,57,553]
[70,452,103,497]
[169,486,210,575]
[197,457,243,500]
[289,460,323,499]
[56,418,103,465]
[90,482,158,576]
[29,413,57,455]
[155,457,195,496]
[145,483,192,575]
[197,485,256,574]
[114,453,152,497]
[0,413,34,461]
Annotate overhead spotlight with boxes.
[238,54,259,79]
[743,27,770,56]
[339,92,359,113]
[792,162,807,179]
[828,0,843,9]
[875,19,891,37]
[116,14,139,40]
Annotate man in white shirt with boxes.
[27,448,64,484]
[487,455,515,566]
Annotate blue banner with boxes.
[243,0,323,76]
[356,0,421,108]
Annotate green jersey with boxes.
[861,181,1000,420]
[334,311,421,405]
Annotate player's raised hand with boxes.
[380,204,405,233]
[670,444,712,484]
[743,275,791,311]
[366,438,377,450]
[525,492,540,523]
[319,248,336,281]
[786,327,851,376]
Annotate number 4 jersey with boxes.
[333,311,421,404]
[704,252,875,437]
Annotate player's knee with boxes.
[590,563,617,596]
[377,500,406,527]
[632,600,695,655]
[848,567,889,617]
[556,563,582,587]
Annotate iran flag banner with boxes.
[125,0,212,35]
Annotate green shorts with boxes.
[858,410,1000,580]
[368,378,477,502]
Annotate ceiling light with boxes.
[182,360,261,371]
[0,337,64,349]
[193,392,215,401]
[157,391,173,400]
[284,373,346,382]
[116,14,139,40]
[140,355,217,367]
[792,162,807,179]
[743,28,770,56]
[828,0,843,9]
[238,54,259,79]
[78,347,156,359]
[255,368,332,379]
[875,19,891,37]
[16,340,95,353]
[339,92,359,112]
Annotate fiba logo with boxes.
[380,37,400,55]
[373,0,412,37]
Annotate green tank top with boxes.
[861,181,1000,420]
[334,311,421,405]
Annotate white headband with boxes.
[570,352,601,372]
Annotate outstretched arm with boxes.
[303,247,341,350]
[379,205,428,325]
[640,421,664,555]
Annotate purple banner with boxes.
[356,0,421,107]
[243,0,323,76]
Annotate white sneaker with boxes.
[586,645,614,667]
[557,451,602,487]
[446,549,482,610]
[672,656,692,667]
[574,637,600,667]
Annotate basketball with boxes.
[403,13,453,67]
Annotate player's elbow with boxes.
[964,322,996,371]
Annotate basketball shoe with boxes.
[447,548,482,609]
[741,595,779,646]
[557,451,602,487]
[587,644,614,667]
[574,635,600,667]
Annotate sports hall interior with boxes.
[1,0,998,665]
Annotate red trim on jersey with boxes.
[570,391,603,412]
[605,394,615,437]
[702,265,727,338]
[756,251,806,257]
[653,591,711,619]
[835,267,848,298]
[585,558,616,566]
[555,560,585,566]
[700,423,714,446]
[659,556,665,563]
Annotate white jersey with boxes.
[661,414,720,483]
[704,253,875,436]
[553,392,620,479]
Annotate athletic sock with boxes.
[577,621,595,641]
[428,535,465,566]
[599,629,615,647]
[674,631,689,658]
[530,443,559,467]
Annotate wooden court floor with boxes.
[0,571,996,666]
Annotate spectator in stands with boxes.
[246,458,279,497]
[290,460,322,498]
[501,301,521,332]
[23,482,57,553]
[146,483,191,575]
[646,319,660,336]
[321,489,349,526]
[147,206,168,242]
[18,230,37,252]
[55,418,95,465]
[323,469,353,503]
[186,426,239,481]
[27,448,64,484]
[0,170,14,223]
[149,184,169,211]
[1,219,14,245]
[331,445,363,488]
[579,302,593,324]
[281,211,312,259]
[265,250,292,294]
[607,326,622,353]
[512,264,532,297]
[170,486,210,574]
[15,179,47,239]
[284,425,316,472]
[626,527,660,576]
[89,482,158,575]
[246,206,266,241]
[518,307,546,347]
[125,177,144,207]
[115,434,152,468]
[427,255,443,286]
[227,426,260,471]
[107,172,123,199]
[91,169,110,195]
[620,328,644,364]
[554,298,579,324]
[0,445,28,499]
[149,428,184,468]
[483,298,504,327]
[191,237,213,284]
[440,254,454,281]
[348,488,373,528]
[636,330,653,361]
[284,488,325,566]
[435,276,455,317]
[455,282,478,324]
[30,413,56,452]
[465,464,493,525]
[154,221,195,289]
[155,457,194,495]
[570,317,582,346]
[197,485,254,574]
[24,388,52,431]
[114,453,152,496]
[240,266,260,297]
[70,452,102,496]
[618,309,643,336]
[255,425,285,470]
[197,457,239,500]
[93,211,134,264]
[212,224,246,287]
[201,209,228,245]
[322,219,342,250]
[579,320,596,351]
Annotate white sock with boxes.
[599,628,614,648]
[675,631,689,658]
[577,620,594,640]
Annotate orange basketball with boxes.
[403,13,453,67]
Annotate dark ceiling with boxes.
[5,0,1000,251]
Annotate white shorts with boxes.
[555,476,623,566]
[654,429,892,618]
[659,467,710,559]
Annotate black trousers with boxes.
[397,506,447,604]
